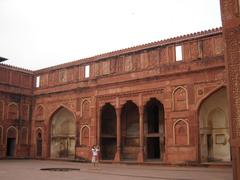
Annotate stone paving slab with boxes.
[0,160,233,180]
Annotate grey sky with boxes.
[0,0,222,70]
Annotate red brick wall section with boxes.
[220,0,240,179]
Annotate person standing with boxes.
[91,145,99,167]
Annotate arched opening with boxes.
[80,126,90,147]
[50,107,76,159]
[144,98,165,160]
[121,101,139,160]
[6,127,17,157]
[199,87,230,162]
[36,129,43,157]
[100,103,116,160]
[8,103,18,120]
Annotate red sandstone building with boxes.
[0,27,232,164]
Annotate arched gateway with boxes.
[100,103,117,160]
[199,87,230,162]
[144,98,165,160]
[121,101,139,160]
[50,107,76,159]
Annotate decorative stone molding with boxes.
[7,102,19,120]
[172,86,188,111]
[173,119,189,145]
[6,126,18,144]
[80,125,90,147]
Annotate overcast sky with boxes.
[0,0,222,70]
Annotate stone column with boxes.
[114,97,121,161]
[97,108,101,147]
[137,94,144,162]
[114,107,121,162]
[137,104,144,162]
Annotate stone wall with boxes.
[29,29,227,163]
[0,64,33,158]
[220,0,240,179]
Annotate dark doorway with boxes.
[121,101,139,160]
[36,132,42,157]
[7,138,16,157]
[100,103,117,160]
[147,137,160,159]
[144,98,164,160]
[207,134,213,161]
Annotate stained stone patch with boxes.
[40,168,80,172]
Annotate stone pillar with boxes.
[97,108,101,147]
[114,107,121,162]
[137,93,144,162]
[137,105,144,162]
[220,0,240,179]
[91,96,97,146]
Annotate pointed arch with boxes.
[81,99,91,121]
[172,86,188,111]
[6,126,18,144]
[36,127,43,157]
[7,102,19,120]
[196,85,226,110]
[144,98,165,160]
[173,119,189,145]
[100,103,117,160]
[50,106,76,159]
[80,125,90,147]
[121,100,139,160]
[198,86,230,162]
[6,126,18,157]
[49,104,76,121]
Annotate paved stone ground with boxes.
[0,160,232,180]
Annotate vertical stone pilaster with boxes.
[137,105,144,162]
[220,0,240,179]
[114,107,121,162]
[137,94,144,162]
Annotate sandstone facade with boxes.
[0,28,231,164]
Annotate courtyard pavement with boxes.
[0,160,232,180]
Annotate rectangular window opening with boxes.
[175,45,183,61]
[36,76,40,88]
[85,65,90,78]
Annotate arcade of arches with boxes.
[100,99,165,161]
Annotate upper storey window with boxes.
[175,45,183,61]
[36,76,40,88]
[85,65,90,78]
